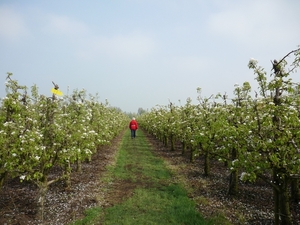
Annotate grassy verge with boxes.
[71,129,229,225]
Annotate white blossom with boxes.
[232,159,239,166]
[240,172,249,181]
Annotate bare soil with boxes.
[0,131,299,225]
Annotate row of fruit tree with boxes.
[0,73,128,221]
[138,47,300,225]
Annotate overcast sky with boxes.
[1,0,299,112]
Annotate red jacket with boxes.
[129,120,138,130]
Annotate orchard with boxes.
[1,47,300,225]
[0,74,128,222]
[139,47,300,225]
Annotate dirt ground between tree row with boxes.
[0,130,299,225]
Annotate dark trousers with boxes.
[131,129,136,138]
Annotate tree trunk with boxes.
[36,178,49,223]
[0,172,8,190]
[228,169,238,195]
[273,168,293,225]
[76,159,82,173]
[279,176,292,225]
[204,150,210,176]
[181,141,186,155]
[228,147,238,195]
[64,161,71,189]
[273,168,280,225]
[170,134,175,151]
[291,178,300,203]
[164,135,168,147]
[190,146,196,163]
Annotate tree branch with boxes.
[277,48,300,65]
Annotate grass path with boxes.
[72,129,217,225]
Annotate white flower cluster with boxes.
[240,172,249,181]
[248,58,258,68]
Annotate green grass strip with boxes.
[103,184,209,225]
[112,129,171,182]
[71,129,229,225]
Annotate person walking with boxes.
[129,117,138,139]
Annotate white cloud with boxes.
[0,6,30,41]
[100,33,157,58]
[208,0,300,46]
[43,14,157,61]
[46,14,89,36]
[165,56,210,74]
[77,32,157,61]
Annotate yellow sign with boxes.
[51,88,63,96]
